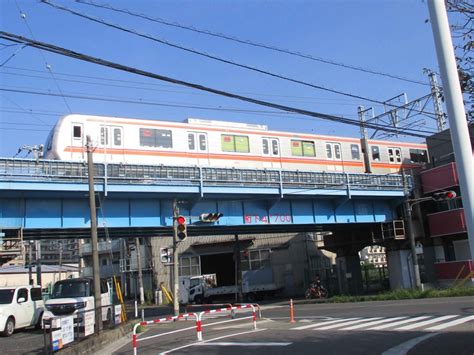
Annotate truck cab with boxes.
[43,278,112,327]
[0,286,44,337]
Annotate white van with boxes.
[0,286,44,336]
[43,278,112,327]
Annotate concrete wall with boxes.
[387,249,412,289]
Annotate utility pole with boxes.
[402,171,421,289]
[35,240,42,287]
[424,69,446,131]
[86,135,102,334]
[172,199,180,316]
[28,241,33,285]
[358,106,372,173]
[136,237,145,305]
[428,0,474,261]
[234,234,243,303]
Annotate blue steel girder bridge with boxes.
[0,158,409,247]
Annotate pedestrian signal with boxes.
[160,247,171,263]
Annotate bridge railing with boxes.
[0,158,410,190]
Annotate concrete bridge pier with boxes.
[336,252,364,295]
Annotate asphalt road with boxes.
[112,296,474,355]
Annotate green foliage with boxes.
[145,289,154,304]
[327,286,474,303]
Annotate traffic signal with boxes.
[176,215,187,241]
[432,191,457,201]
[199,212,223,223]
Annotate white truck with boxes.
[0,285,44,337]
[188,274,280,304]
[43,278,112,327]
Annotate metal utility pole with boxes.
[234,234,243,303]
[35,240,42,286]
[425,69,446,131]
[86,135,102,333]
[28,241,33,285]
[136,237,145,305]
[402,171,422,289]
[358,106,372,173]
[428,0,474,261]
[172,199,180,316]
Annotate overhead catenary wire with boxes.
[41,0,438,118]
[0,31,438,138]
[76,0,429,87]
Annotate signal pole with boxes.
[428,0,474,261]
[86,135,102,333]
[172,199,179,316]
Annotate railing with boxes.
[0,157,410,191]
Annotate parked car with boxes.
[43,278,112,327]
[0,285,44,337]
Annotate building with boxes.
[359,245,387,268]
[0,264,79,289]
[418,123,474,286]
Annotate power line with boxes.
[77,0,429,87]
[0,30,437,138]
[14,0,73,113]
[41,0,436,115]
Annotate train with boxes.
[43,114,429,174]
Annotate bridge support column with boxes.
[336,253,363,295]
[387,249,413,289]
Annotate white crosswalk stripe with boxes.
[291,315,474,332]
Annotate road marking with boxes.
[161,328,267,354]
[292,317,360,330]
[194,342,291,347]
[316,317,382,330]
[395,315,458,330]
[426,315,474,331]
[367,316,431,330]
[382,333,439,355]
[341,317,408,330]
[212,319,272,330]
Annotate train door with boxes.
[325,142,343,171]
[71,122,84,160]
[100,125,124,162]
[188,132,209,165]
[262,137,281,169]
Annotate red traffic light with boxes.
[432,191,457,201]
[176,215,187,241]
[176,215,186,224]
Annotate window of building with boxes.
[409,149,428,163]
[388,147,402,163]
[139,128,172,148]
[179,255,200,276]
[102,259,108,266]
[291,140,315,157]
[241,249,271,271]
[221,134,250,153]
[73,125,82,139]
[371,146,380,161]
[351,144,360,160]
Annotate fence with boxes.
[132,304,258,355]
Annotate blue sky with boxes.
[0,0,451,157]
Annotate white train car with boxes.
[43,114,428,174]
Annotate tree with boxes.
[446,0,473,121]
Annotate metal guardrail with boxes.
[0,158,410,191]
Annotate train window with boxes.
[272,139,279,155]
[73,125,82,139]
[388,147,402,163]
[188,134,195,150]
[221,134,249,153]
[325,143,333,159]
[262,139,269,155]
[199,134,207,151]
[371,146,380,161]
[351,144,360,160]
[113,128,122,146]
[139,128,172,148]
[409,149,428,163]
[291,140,315,157]
[100,126,109,145]
[334,144,341,159]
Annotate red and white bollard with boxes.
[196,319,203,341]
[290,299,296,323]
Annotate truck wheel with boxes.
[2,317,15,337]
